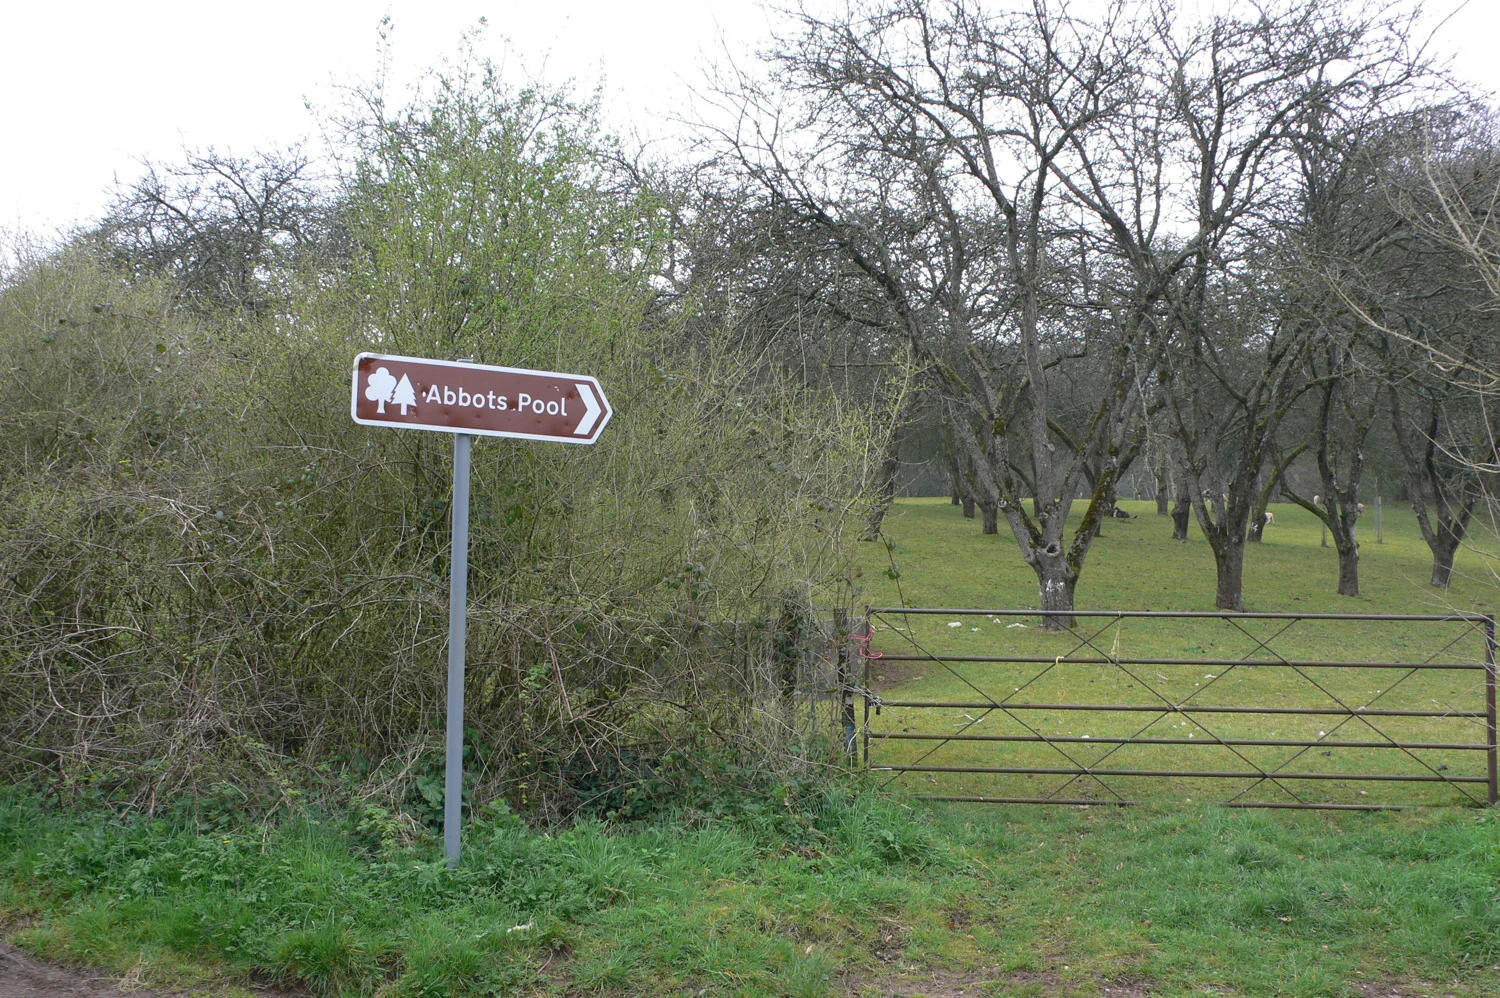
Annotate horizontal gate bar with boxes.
[917,795,1134,806]
[916,795,1423,811]
[873,764,1489,782]
[875,700,1486,718]
[868,732,1490,750]
[874,653,1485,670]
[1217,801,1421,810]
[870,608,1494,622]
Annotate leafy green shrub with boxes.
[0,49,874,817]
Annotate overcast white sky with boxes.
[1,1,1496,240]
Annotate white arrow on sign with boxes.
[575,383,603,436]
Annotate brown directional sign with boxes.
[351,353,611,444]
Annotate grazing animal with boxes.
[1262,511,1274,526]
[1110,507,1135,519]
[1313,494,1321,506]
[1356,502,1366,514]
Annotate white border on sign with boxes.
[349,352,612,445]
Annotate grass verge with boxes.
[2,786,1498,998]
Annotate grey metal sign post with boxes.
[445,431,471,866]
[351,352,612,867]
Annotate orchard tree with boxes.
[1333,109,1500,587]
[1390,380,1485,586]
[709,0,1426,618]
[1148,0,1426,610]
[1280,331,1381,596]
[709,0,1173,628]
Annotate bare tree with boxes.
[101,147,327,312]
[1332,108,1500,586]
[1150,0,1424,610]
[1282,334,1380,595]
[705,0,1422,617]
[1163,274,1320,606]
[707,0,1180,627]
[1390,383,1485,586]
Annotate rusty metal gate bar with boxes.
[858,608,1499,810]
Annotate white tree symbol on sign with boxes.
[392,373,416,414]
[365,367,396,413]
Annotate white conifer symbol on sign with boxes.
[392,373,417,415]
[365,366,397,413]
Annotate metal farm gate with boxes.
[854,609,1498,810]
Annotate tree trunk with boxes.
[1171,492,1192,541]
[1033,551,1078,631]
[962,496,976,518]
[862,421,905,541]
[1389,388,1475,591]
[1248,444,1305,545]
[865,499,893,542]
[1403,482,1475,590]
[1247,474,1269,543]
[1195,492,1253,612]
[1091,499,1110,538]
[1213,534,1246,611]
[1413,499,1475,589]
[1307,503,1362,597]
[981,501,999,535]
[1156,482,1169,516]
[1425,512,1472,588]
[1431,538,1459,587]
[951,491,961,506]
[1336,539,1360,596]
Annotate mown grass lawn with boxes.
[857,499,1500,616]
[2,499,1497,998]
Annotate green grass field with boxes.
[853,501,1500,808]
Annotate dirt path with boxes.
[0,943,169,998]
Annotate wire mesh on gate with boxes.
[859,609,1499,810]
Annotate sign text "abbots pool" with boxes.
[350,353,611,444]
